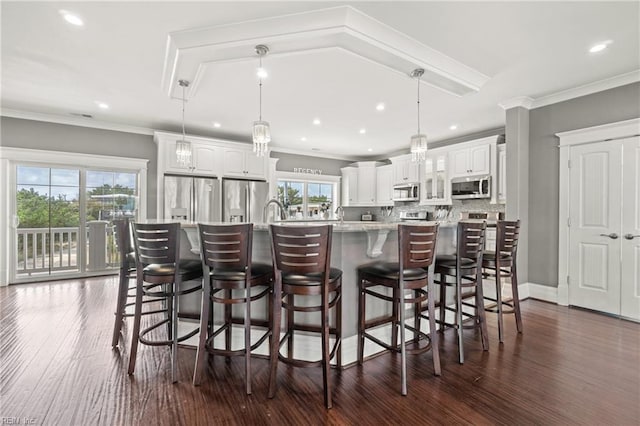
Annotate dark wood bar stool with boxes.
[435,221,488,364]
[268,224,342,409]
[111,218,164,348]
[482,220,522,342]
[357,223,441,396]
[128,222,203,383]
[192,223,273,394]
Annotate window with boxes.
[277,175,338,220]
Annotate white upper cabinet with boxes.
[356,162,377,206]
[497,144,506,203]
[449,143,491,177]
[422,149,450,205]
[376,165,394,206]
[341,161,380,206]
[391,154,420,184]
[163,139,220,175]
[223,147,267,179]
[341,167,358,206]
[155,131,267,179]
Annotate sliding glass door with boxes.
[14,165,139,281]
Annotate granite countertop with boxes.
[150,219,459,231]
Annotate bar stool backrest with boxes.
[269,224,332,275]
[113,218,133,266]
[497,220,520,258]
[458,221,487,262]
[132,222,180,268]
[399,223,439,271]
[198,223,252,271]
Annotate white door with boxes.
[621,137,640,320]
[569,140,622,314]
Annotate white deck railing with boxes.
[16,224,119,275]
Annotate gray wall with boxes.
[271,151,353,175]
[528,82,640,286]
[1,117,157,217]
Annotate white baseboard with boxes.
[524,282,558,303]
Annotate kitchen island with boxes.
[179,220,457,367]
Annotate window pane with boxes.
[17,166,49,185]
[50,168,79,186]
[278,180,304,219]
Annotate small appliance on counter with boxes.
[398,211,428,222]
[360,211,374,221]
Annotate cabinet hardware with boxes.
[599,233,619,239]
[624,234,640,240]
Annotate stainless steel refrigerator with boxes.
[222,178,269,223]
[163,175,221,222]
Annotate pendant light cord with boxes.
[181,83,186,142]
[258,55,263,121]
[416,75,421,134]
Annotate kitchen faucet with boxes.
[335,205,345,223]
[263,198,287,222]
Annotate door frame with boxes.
[0,147,148,286]
[557,118,640,306]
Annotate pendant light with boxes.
[252,44,271,157]
[410,68,428,162]
[175,79,192,167]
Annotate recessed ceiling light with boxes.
[359,128,366,134]
[313,118,321,125]
[256,67,268,79]
[367,148,373,152]
[376,103,385,111]
[213,122,221,128]
[449,124,458,130]
[95,101,109,110]
[59,10,84,26]
[301,137,307,142]
[589,41,612,53]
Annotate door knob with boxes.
[624,234,640,240]
[599,233,619,239]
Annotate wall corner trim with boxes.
[499,96,534,110]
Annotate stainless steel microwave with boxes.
[393,183,420,201]
[451,176,491,199]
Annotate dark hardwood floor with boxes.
[1,276,638,425]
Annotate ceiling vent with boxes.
[69,112,93,119]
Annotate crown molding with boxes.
[164,5,489,100]
[0,108,154,136]
[532,69,640,109]
[270,146,361,162]
[498,96,534,110]
[499,69,640,111]
[556,117,640,146]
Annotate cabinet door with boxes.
[223,148,246,176]
[192,144,218,175]
[357,166,376,205]
[376,165,393,205]
[341,168,358,206]
[450,149,469,176]
[469,144,490,175]
[424,158,435,201]
[165,141,192,172]
[434,154,448,201]
[245,152,266,179]
[406,160,420,182]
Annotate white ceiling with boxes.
[2,1,639,160]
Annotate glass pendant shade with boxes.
[252,120,271,157]
[410,133,428,162]
[175,140,192,166]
